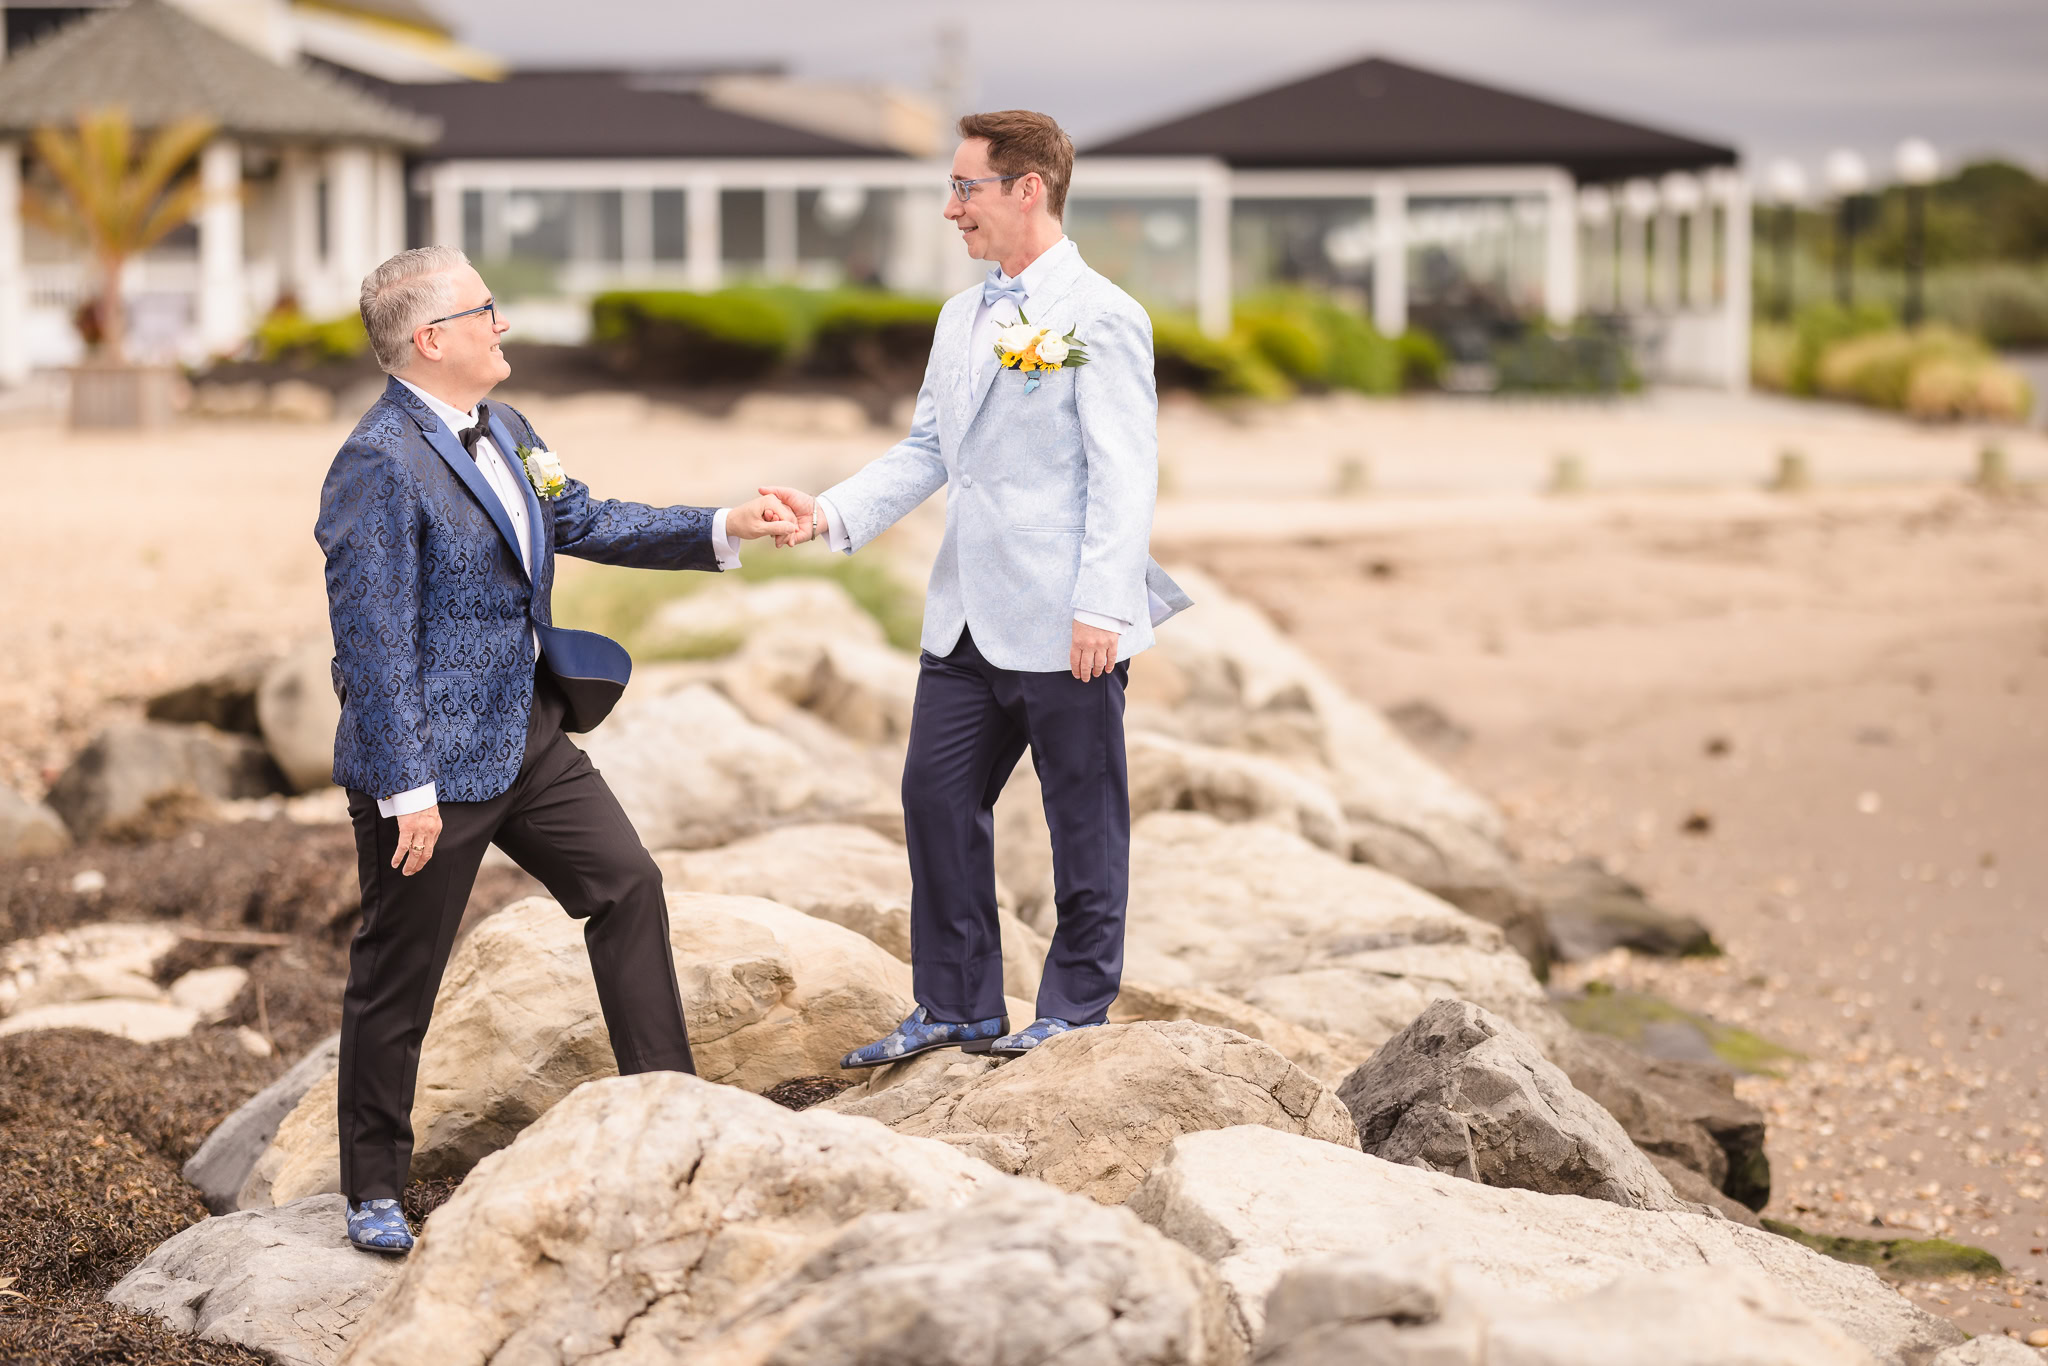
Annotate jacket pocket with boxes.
[1013,524,1085,534]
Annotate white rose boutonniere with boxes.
[515,443,567,500]
[991,309,1091,395]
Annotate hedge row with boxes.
[1154,291,1445,400]
[590,287,945,384]
[1753,304,2033,421]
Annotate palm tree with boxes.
[24,106,218,363]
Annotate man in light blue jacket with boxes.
[766,110,1189,1064]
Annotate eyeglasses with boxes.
[423,297,496,328]
[948,173,1025,202]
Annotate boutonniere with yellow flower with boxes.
[514,442,566,500]
[993,310,1091,394]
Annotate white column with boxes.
[429,169,461,255]
[1651,206,1680,313]
[0,141,26,385]
[1542,171,1578,324]
[275,147,321,310]
[197,137,245,355]
[1618,180,1653,314]
[373,150,405,261]
[685,178,721,290]
[1371,174,1407,336]
[764,186,797,282]
[1718,171,1751,391]
[326,145,375,302]
[1196,172,1231,338]
[621,187,652,281]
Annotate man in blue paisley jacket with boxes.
[316,246,794,1255]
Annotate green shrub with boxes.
[1151,315,1292,399]
[807,290,944,381]
[590,289,799,381]
[253,310,368,365]
[1813,324,2033,421]
[1788,302,1894,394]
[1492,321,1639,394]
[1234,303,1330,385]
[1394,329,1448,390]
[1926,265,2048,349]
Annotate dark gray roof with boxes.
[1089,57,1736,182]
[345,69,906,160]
[0,0,437,146]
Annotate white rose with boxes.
[995,323,1040,355]
[525,447,564,487]
[1037,335,1070,366]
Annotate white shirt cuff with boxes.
[711,507,742,570]
[817,495,854,554]
[1074,608,1128,634]
[377,782,438,818]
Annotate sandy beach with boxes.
[6,386,2048,1339]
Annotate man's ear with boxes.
[412,325,441,366]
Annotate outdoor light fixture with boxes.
[1764,159,1807,321]
[1824,149,1868,308]
[1895,138,1939,327]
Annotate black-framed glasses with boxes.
[948,173,1025,202]
[423,297,496,328]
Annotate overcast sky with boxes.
[429,0,2048,183]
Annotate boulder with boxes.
[44,721,284,840]
[0,784,71,859]
[1558,1031,1771,1210]
[184,1033,341,1215]
[1127,732,1348,855]
[1335,999,1694,1213]
[1126,1126,1961,1363]
[827,1020,1358,1204]
[106,1194,402,1366]
[1930,1339,2045,1366]
[576,682,897,850]
[726,630,919,745]
[1127,812,1558,1060]
[0,997,199,1042]
[144,659,269,735]
[1527,858,1718,960]
[655,821,1048,1003]
[341,1071,1237,1366]
[639,576,885,659]
[1110,980,1358,1085]
[240,892,916,1207]
[168,965,248,1020]
[1256,1257,1877,1366]
[257,644,344,794]
[1651,1153,1763,1227]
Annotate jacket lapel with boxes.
[962,247,1090,434]
[488,407,548,580]
[388,377,530,581]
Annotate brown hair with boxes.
[957,109,1075,221]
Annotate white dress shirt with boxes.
[816,236,1137,636]
[378,379,743,814]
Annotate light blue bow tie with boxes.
[982,270,1027,310]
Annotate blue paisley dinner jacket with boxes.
[316,375,718,804]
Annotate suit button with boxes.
[961,474,975,489]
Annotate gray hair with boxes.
[359,246,471,373]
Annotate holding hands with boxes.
[725,493,801,542]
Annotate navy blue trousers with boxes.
[903,627,1130,1025]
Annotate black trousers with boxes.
[902,628,1130,1026]
[337,672,693,1202]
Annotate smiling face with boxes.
[944,136,1040,266]
[411,263,510,402]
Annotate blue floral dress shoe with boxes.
[346,1198,415,1255]
[988,1017,1100,1058]
[839,1005,1009,1069]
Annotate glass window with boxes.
[796,186,898,287]
[652,189,687,262]
[1064,196,1199,314]
[721,189,765,267]
[1230,198,1375,304]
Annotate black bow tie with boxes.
[457,402,493,458]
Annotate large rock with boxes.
[45,721,283,840]
[1558,1030,1771,1210]
[0,784,70,859]
[577,682,898,850]
[184,1033,341,1215]
[342,1071,1238,1366]
[0,921,178,1017]
[1127,812,1558,1061]
[640,575,885,658]
[726,631,920,746]
[257,644,344,794]
[145,657,269,735]
[106,1194,403,1366]
[240,893,916,1207]
[1929,1339,2045,1366]
[1528,858,1718,961]
[827,1020,1358,1203]
[656,821,1048,1004]
[1110,980,1357,1085]
[1127,733,1348,855]
[1127,1126,1961,1364]
[1336,999,1694,1213]
[0,997,200,1042]
[1256,1257,1877,1366]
